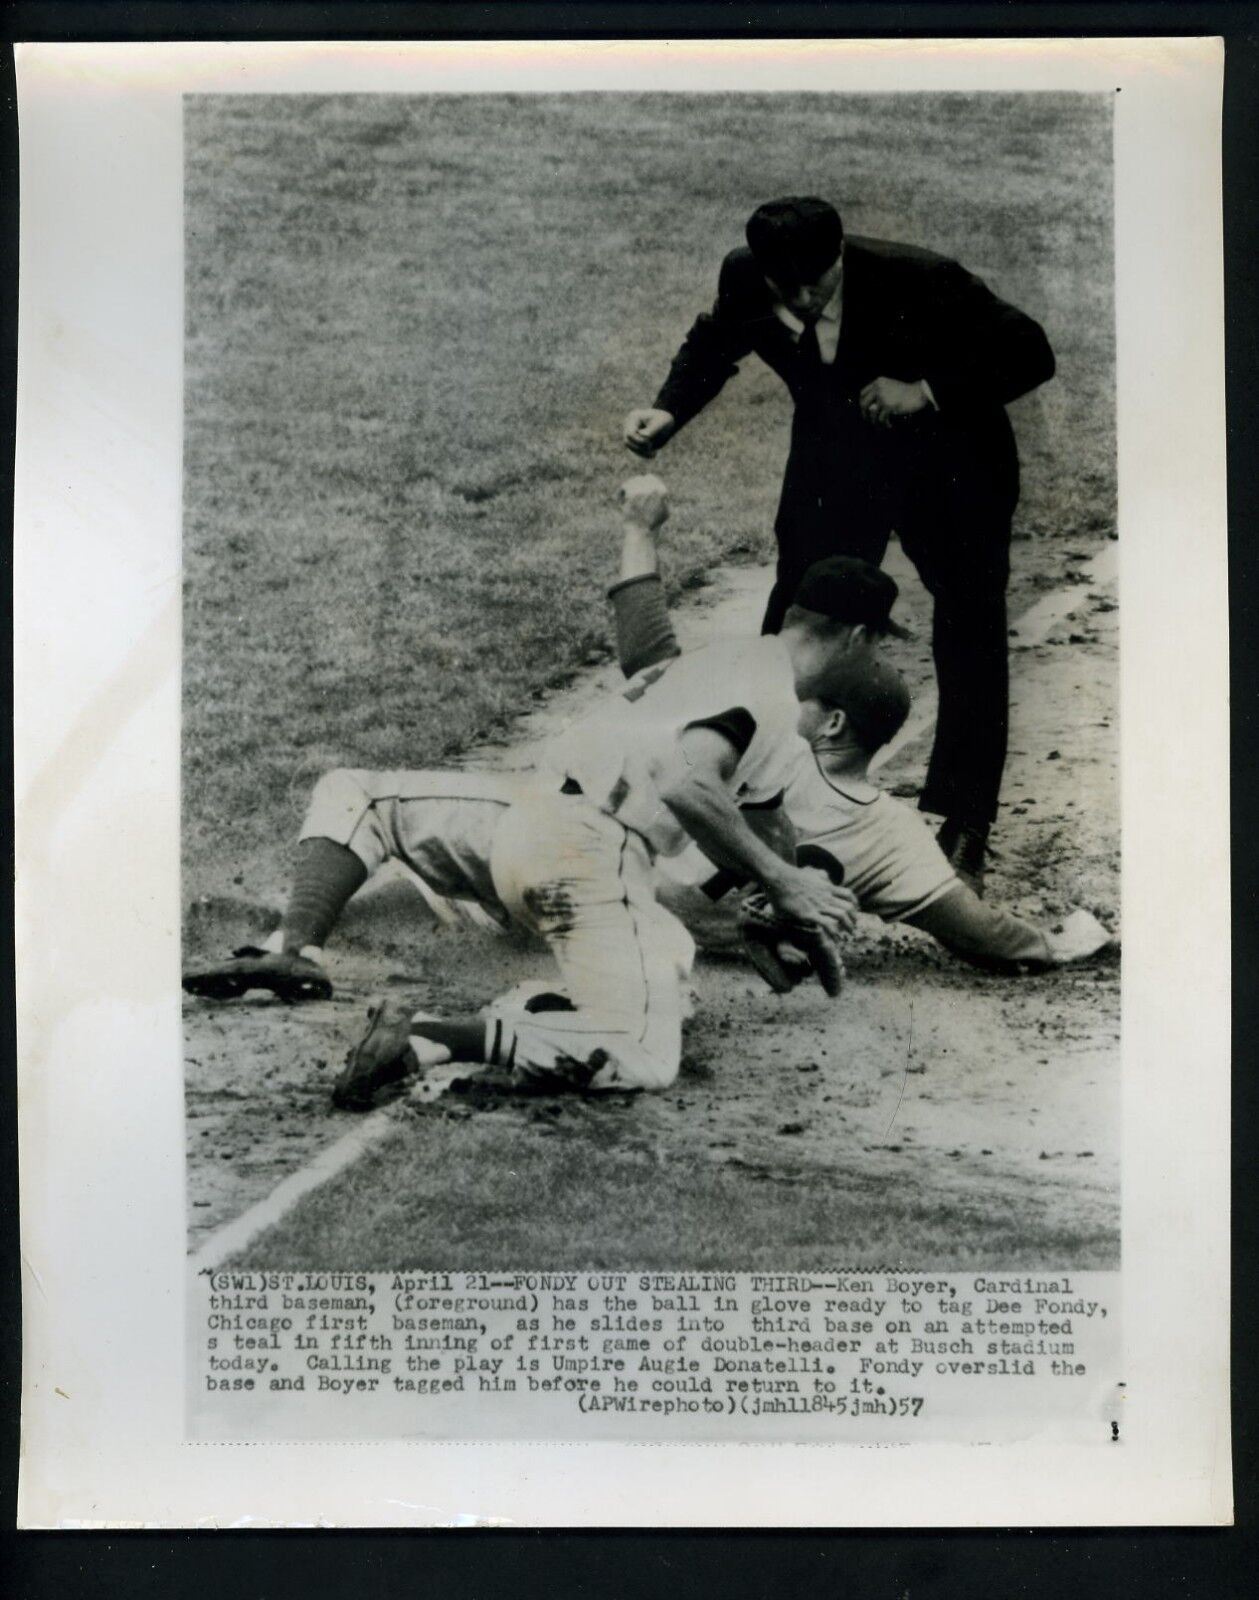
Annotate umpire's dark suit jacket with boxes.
[651,236,1056,829]
[653,236,1055,588]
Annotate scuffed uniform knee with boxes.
[299,768,389,874]
[301,768,371,840]
[594,1043,680,1091]
[484,996,681,1093]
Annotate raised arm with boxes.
[859,255,1056,426]
[608,475,683,679]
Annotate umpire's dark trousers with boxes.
[762,385,1020,831]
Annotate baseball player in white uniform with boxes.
[324,476,889,1101]
[610,483,1110,969]
[183,478,1111,1105]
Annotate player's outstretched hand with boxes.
[1043,908,1117,965]
[623,407,676,458]
[766,865,859,936]
[619,473,670,532]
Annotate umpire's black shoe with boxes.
[937,820,989,899]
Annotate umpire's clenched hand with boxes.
[623,407,677,458]
[859,376,932,427]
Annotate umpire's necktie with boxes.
[797,319,823,371]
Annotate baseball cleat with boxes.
[182,946,332,1002]
[332,999,425,1111]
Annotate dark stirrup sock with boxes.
[608,572,681,680]
[410,1018,487,1061]
[280,838,368,952]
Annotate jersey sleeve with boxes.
[684,706,758,758]
[729,668,810,805]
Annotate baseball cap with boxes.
[832,659,912,754]
[746,197,844,288]
[792,555,911,639]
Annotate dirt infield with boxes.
[184,535,1119,1269]
[181,92,1117,1268]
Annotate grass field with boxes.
[183,92,1118,1270]
[244,1099,1119,1272]
[184,92,1113,899]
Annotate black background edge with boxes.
[0,4,1253,1596]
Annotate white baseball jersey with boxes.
[656,753,958,938]
[783,755,959,920]
[541,635,808,858]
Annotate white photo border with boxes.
[13,37,1230,1527]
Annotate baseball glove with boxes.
[738,890,846,998]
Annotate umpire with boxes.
[623,197,1055,893]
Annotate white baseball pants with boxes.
[487,790,693,1091]
[299,767,514,924]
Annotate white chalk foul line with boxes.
[189,1105,400,1273]
[189,1062,492,1271]
[870,540,1117,775]
[189,539,1119,1267]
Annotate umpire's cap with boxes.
[792,555,911,639]
[746,197,844,287]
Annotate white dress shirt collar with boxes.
[771,280,843,363]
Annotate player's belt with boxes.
[560,777,584,796]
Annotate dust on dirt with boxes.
[185,531,1119,1261]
